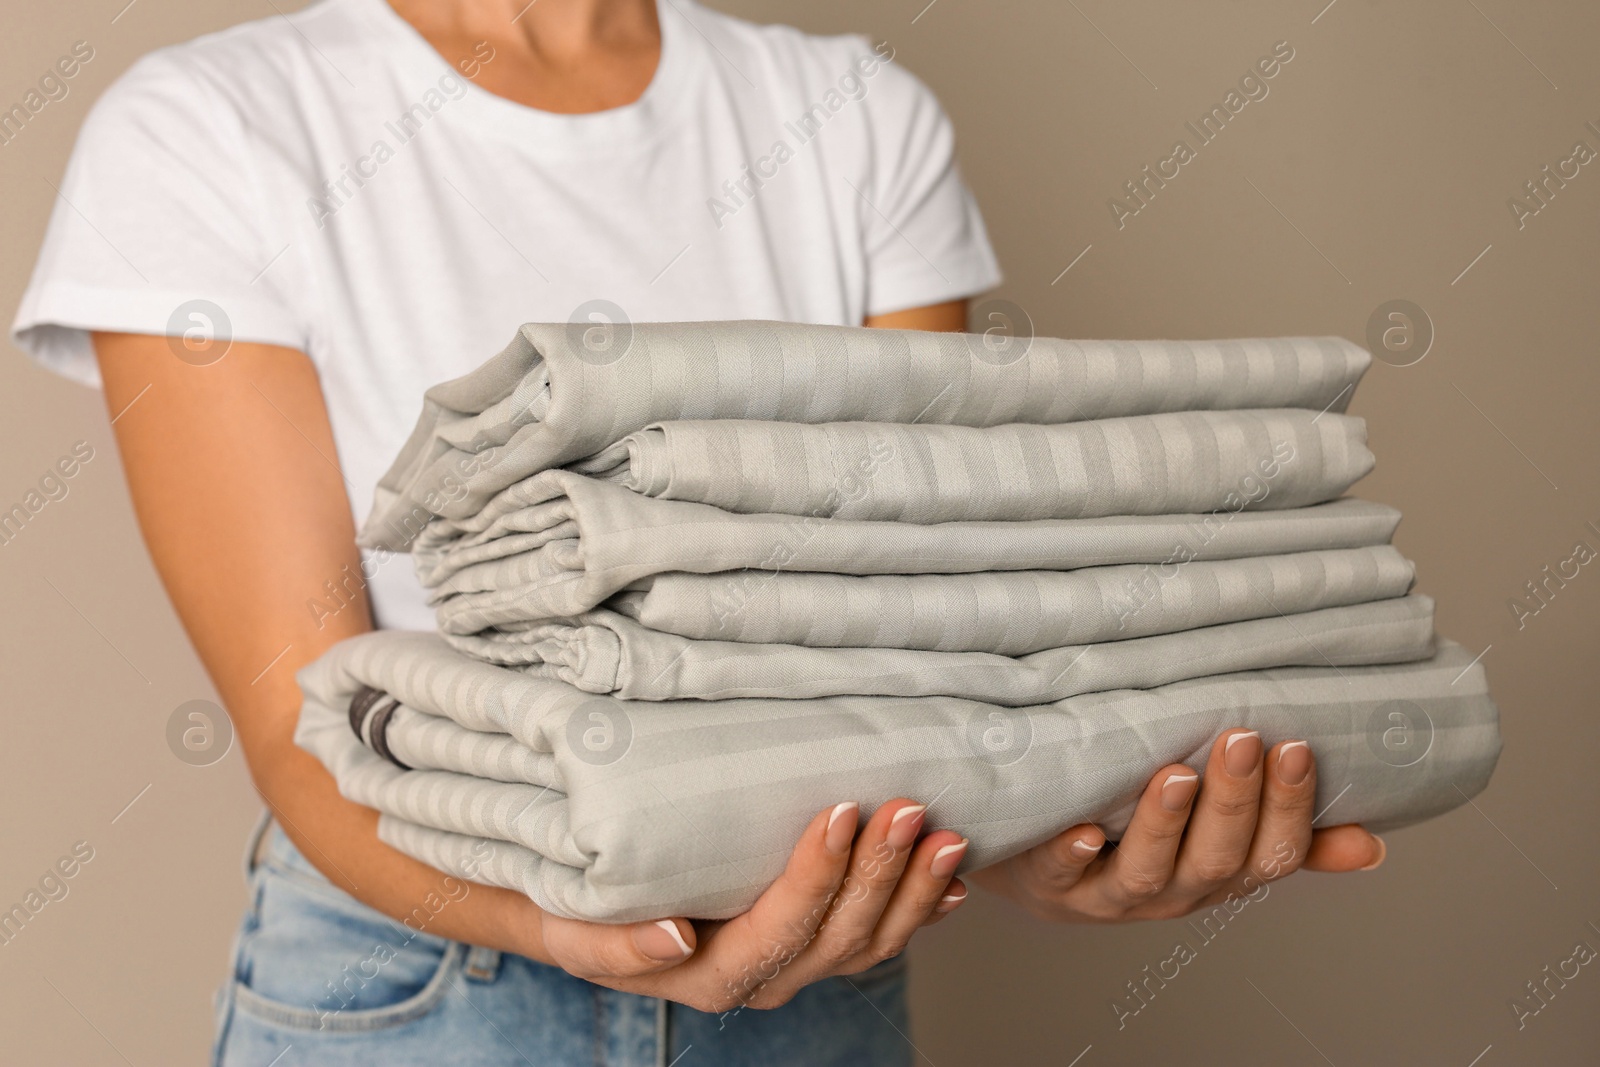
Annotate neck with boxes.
[390,0,659,60]
[383,0,665,114]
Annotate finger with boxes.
[732,801,859,954]
[645,801,859,1011]
[923,877,969,926]
[1237,739,1318,884]
[1009,824,1107,900]
[1304,824,1386,872]
[542,912,697,982]
[1171,729,1264,896]
[551,802,863,1009]
[867,830,967,954]
[1094,764,1197,910]
[789,798,925,980]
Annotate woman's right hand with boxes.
[535,798,967,1013]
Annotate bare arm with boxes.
[94,332,549,955]
[864,298,968,332]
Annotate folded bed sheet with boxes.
[496,544,1416,657]
[417,481,1402,632]
[296,631,1500,922]
[442,595,1436,701]
[362,323,1370,548]
[567,410,1371,522]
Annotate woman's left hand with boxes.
[970,729,1387,923]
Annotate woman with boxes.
[13,0,1384,1062]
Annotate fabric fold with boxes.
[417,480,1404,631]
[295,631,1500,922]
[361,324,1370,548]
[567,410,1372,521]
[607,543,1415,653]
[441,595,1438,702]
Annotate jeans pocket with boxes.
[227,854,464,1034]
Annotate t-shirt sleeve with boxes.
[853,42,1001,317]
[10,49,303,388]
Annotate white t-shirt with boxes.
[12,0,1000,631]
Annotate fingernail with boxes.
[1070,837,1103,859]
[825,802,859,855]
[930,839,968,879]
[635,919,693,961]
[1224,731,1262,778]
[936,886,968,912]
[1160,773,1199,811]
[1360,835,1387,871]
[887,804,926,850]
[1277,740,1312,786]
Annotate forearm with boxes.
[93,332,552,961]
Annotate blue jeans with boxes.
[212,816,914,1066]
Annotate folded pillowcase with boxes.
[362,323,1370,547]
[567,410,1371,522]
[442,595,1437,702]
[295,631,1500,922]
[605,544,1414,654]
[417,482,1402,632]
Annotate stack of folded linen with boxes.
[296,322,1501,922]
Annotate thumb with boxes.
[1304,825,1386,872]
[543,914,697,980]
[1026,824,1107,893]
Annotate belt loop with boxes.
[462,945,503,983]
[242,808,273,880]
[655,997,669,1067]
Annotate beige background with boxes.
[2,0,1596,1063]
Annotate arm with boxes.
[93,332,550,953]
[94,332,965,1010]
[864,298,968,332]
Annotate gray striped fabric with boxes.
[298,322,1503,925]
[361,324,1370,548]
[294,630,1500,922]
[417,479,1403,632]
[442,596,1437,701]
[567,410,1371,521]
[520,544,1416,656]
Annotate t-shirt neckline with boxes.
[352,0,700,151]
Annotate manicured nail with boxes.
[930,839,968,879]
[1070,837,1104,860]
[635,919,693,960]
[1277,740,1312,786]
[936,886,968,911]
[825,802,859,855]
[1160,773,1199,811]
[887,804,927,850]
[1360,836,1387,871]
[1224,731,1262,778]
